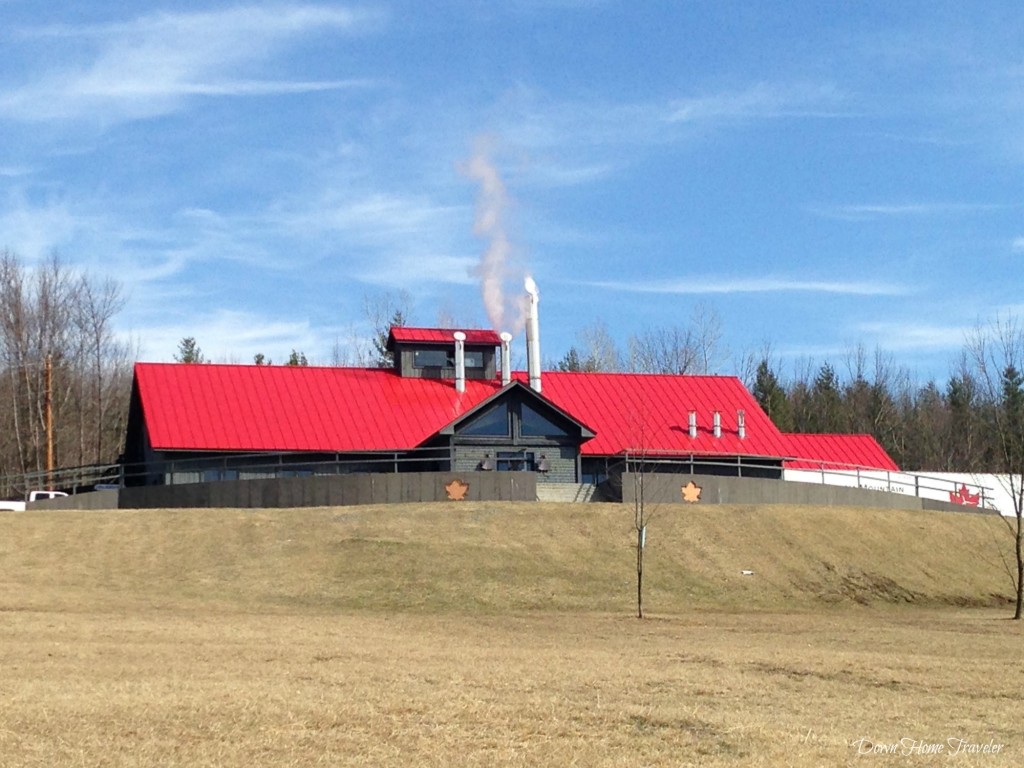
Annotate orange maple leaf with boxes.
[681,481,702,503]
[445,478,470,501]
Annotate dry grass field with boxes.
[0,502,1021,766]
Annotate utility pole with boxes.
[45,354,53,488]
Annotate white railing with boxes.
[619,450,1007,514]
[783,465,1004,513]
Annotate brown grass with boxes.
[0,502,1020,766]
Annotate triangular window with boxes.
[460,402,511,436]
[521,402,570,437]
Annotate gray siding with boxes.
[538,446,577,483]
[453,444,577,482]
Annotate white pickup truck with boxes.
[0,490,69,511]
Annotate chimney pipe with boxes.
[499,331,512,386]
[737,410,746,439]
[688,410,697,438]
[524,276,541,393]
[453,331,466,393]
[713,411,722,438]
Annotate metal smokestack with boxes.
[499,331,512,386]
[524,276,541,393]
[453,331,466,393]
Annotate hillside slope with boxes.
[0,502,1013,614]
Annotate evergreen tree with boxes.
[557,347,585,372]
[808,363,844,432]
[373,309,406,368]
[946,373,980,470]
[174,337,204,364]
[751,359,792,431]
[999,365,1024,473]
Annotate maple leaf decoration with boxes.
[949,484,980,507]
[681,481,702,503]
[445,479,470,501]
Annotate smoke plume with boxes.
[463,135,527,333]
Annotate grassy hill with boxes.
[3,502,1022,767]
[0,502,1013,614]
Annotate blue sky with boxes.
[1,1,1022,382]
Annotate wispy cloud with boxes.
[1,4,380,123]
[275,192,469,246]
[0,197,95,261]
[853,321,972,352]
[583,276,910,297]
[666,82,849,123]
[354,252,478,288]
[491,80,850,184]
[264,190,480,289]
[447,80,855,204]
[806,202,1010,221]
[1013,236,1024,252]
[129,309,322,363]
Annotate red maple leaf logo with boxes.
[949,484,980,506]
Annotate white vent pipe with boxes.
[713,411,722,438]
[500,332,512,386]
[688,411,697,438]
[737,410,746,440]
[524,276,541,393]
[453,331,466,393]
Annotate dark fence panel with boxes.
[622,472,997,514]
[102,470,538,509]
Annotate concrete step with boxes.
[536,483,598,503]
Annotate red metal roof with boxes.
[132,363,899,470]
[532,371,794,459]
[135,363,503,452]
[387,327,502,347]
[783,433,899,471]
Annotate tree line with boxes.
[554,307,1024,476]
[749,339,1024,475]
[3,256,1022,490]
[0,251,133,496]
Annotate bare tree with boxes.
[631,449,651,619]
[330,323,376,367]
[626,304,725,375]
[0,253,79,477]
[967,315,1024,619]
[691,302,726,374]
[625,405,658,619]
[627,325,696,374]
[0,251,132,495]
[578,319,622,372]
[73,275,129,464]
[363,289,414,368]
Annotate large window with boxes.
[460,402,511,436]
[413,349,485,368]
[458,399,573,440]
[414,349,452,368]
[520,402,570,437]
